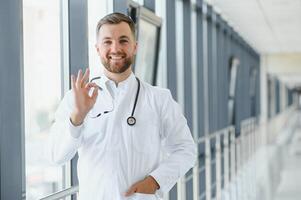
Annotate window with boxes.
[23,0,70,199]
[249,67,258,116]
[87,0,109,78]
[228,56,239,125]
[129,5,162,85]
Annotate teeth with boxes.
[109,55,124,60]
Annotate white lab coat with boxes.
[48,73,196,200]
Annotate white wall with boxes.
[264,53,301,89]
[260,53,301,123]
[264,53,301,74]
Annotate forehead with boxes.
[98,22,133,39]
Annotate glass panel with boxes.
[135,19,158,84]
[87,0,108,78]
[199,169,206,200]
[186,178,193,200]
[23,0,67,199]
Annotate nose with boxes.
[110,41,120,53]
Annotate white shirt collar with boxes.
[90,72,136,93]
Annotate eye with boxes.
[103,40,111,45]
[120,39,128,44]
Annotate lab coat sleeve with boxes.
[47,90,84,165]
[149,90,197,194]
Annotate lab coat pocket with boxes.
[83,117,108,149]
[130,193,157,200]
[131,122,159,154]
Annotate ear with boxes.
[133,41,138,55]
[95,43,100,54]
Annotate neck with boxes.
[103,67,132,86]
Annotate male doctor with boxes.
[48,12,196,200]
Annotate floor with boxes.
[274,122,301,200]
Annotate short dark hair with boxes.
[96,12,136,40]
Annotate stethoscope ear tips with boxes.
[127,116,136,126]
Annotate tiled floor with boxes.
[274,127,301,200]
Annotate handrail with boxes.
[39,186,79,200]
[197,125,235,144]
[39,120,257,200]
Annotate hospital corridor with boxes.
[1,0,301,200]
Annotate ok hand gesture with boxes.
[70,68,98,126]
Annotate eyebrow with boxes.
[119,35,130,40]
[102,35,130,41]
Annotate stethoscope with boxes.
[89,76,140,126]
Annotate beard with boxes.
[101,52,134,73]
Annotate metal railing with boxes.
[197,117,258,200]
[39,185,79,200]
[40,118,258,200]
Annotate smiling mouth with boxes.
[108,55,126,60]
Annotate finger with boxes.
[124,185,137,197]
[71,75,76,90]
[91,86,98,101]
[76,69,82,88]
[84,82,98,93]
[85,82,97,89]
[81,68,90,87]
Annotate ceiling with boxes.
[207,0,301,54]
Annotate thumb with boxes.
[124,185,137,197]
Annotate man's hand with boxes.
[125,176,160,197]
[70,68,98,126]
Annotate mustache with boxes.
[107,52,126,57]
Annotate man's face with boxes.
[95,22,137,73]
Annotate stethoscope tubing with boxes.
[89,76,140,126]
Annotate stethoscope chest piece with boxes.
[126,77,140,126]
[90,76,140,126]
[127,116,136,126]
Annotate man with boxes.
[48,12,196,200]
